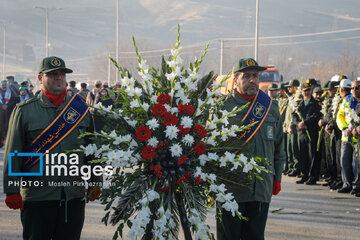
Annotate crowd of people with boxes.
[266,76,360,197]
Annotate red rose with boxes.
[193,124,207,139]
[159,186,170,192]
[193,142,205,155]
[157,94,171,105]
[178,104,195,116]
[195,175,203,184]
[178,125,190,136]
[155,171,163,178]
[142,145,156,160]
[135,126,151,141]
[177,155,188,165]
[184,172,191,179]
[157,142,168,150]
[152,104,167,116]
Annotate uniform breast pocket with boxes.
[264,116,277,141]
[27,122,49,142]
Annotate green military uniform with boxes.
[217,90,285,240]
[3,56,97,240]
[79,88,90,99]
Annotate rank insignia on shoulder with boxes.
[267,126,274,139]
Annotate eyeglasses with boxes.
[242,73,259,80]
[352,86,360,90]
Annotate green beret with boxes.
[38,56,73,74]
[1,80,7,84]
[233,58,267,73]
[19,86,28,90]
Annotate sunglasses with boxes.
[352,86,360,90]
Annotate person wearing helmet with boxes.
[336,78,360,194]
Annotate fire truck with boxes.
[216,65,282,95]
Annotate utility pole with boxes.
[255,0,259,61]
[219,39,223,75]
[108,53,111,86]
[115,0,119,85]
[34,6,62,57]
[2,24,5,79]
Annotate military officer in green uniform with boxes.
[3,56,101,240]
[283,79,301,176]
[217,58,285,240]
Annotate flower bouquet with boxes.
[81,25,267,240]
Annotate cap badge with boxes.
[51,58,61,67]
[246,59,256,67]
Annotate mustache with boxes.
[245,83,258,89]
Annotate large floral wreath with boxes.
[81,25,267,240]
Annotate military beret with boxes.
[38,56,73,74]
[233,58,267,73]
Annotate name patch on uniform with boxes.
[267,126,274,139]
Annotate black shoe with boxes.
[350,189,360,195]
[338,187,352,193]
[288,171,299,177]
[297,174,304,179]
[296,178,307,184]
[330,181,343,190]
[305,177,317,185]
[323,180,334,187]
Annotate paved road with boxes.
[0,148,359,239]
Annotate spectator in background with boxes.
[19,86,31,102]
[86,80,102,107]
[6,76,20,97]
[79,82,89,99]
[67,88,75,97]
[69,80,79,94]
[0,80,20,148]
[94,88,114,132]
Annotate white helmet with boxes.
[340,79,352,89]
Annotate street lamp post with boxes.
[34,6,62,57]
[2,24,5,79]
[255,0,259,61]
[115,0,119,85]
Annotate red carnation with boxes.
[153,165,161,172]
[184,172,191,180]
[157,94,171,105]
[163,113,178,126]
[193,124,207,139]
[155,171,163,178]
[178,104,195,116]
[178,155,188,165]
[142,145,156,160]
[159,186,170,192]
[157,142,168,150]
[193,142,206,156]
[135,126,151,141]
[195,175,203,184]
[178,125,190,136]
[152,104,167,116]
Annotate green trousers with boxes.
[217,202,270,240]
[287,132,300,172]
[21,198,85,240]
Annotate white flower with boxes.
[165,126,179,140]
[222,200,239,217]
[150,95,158,103]
[139,59,149,70]
[127,119,137,128]
[182,134,194,147]
[146,118,159,130]
[174,82,182,91]
[208,152,219,161]
[146,190,160,202]
[134,87,143,97]
[166,72,176,81]
[198,154,209,166]
[81,144,97,156]
[205,138,216,146]
[130,99,140,108]
[180,116,193,129]
[170,143,182,157]
[148,137,159,148]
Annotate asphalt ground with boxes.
[0,148,359,240]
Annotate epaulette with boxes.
[17,97,38,107]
